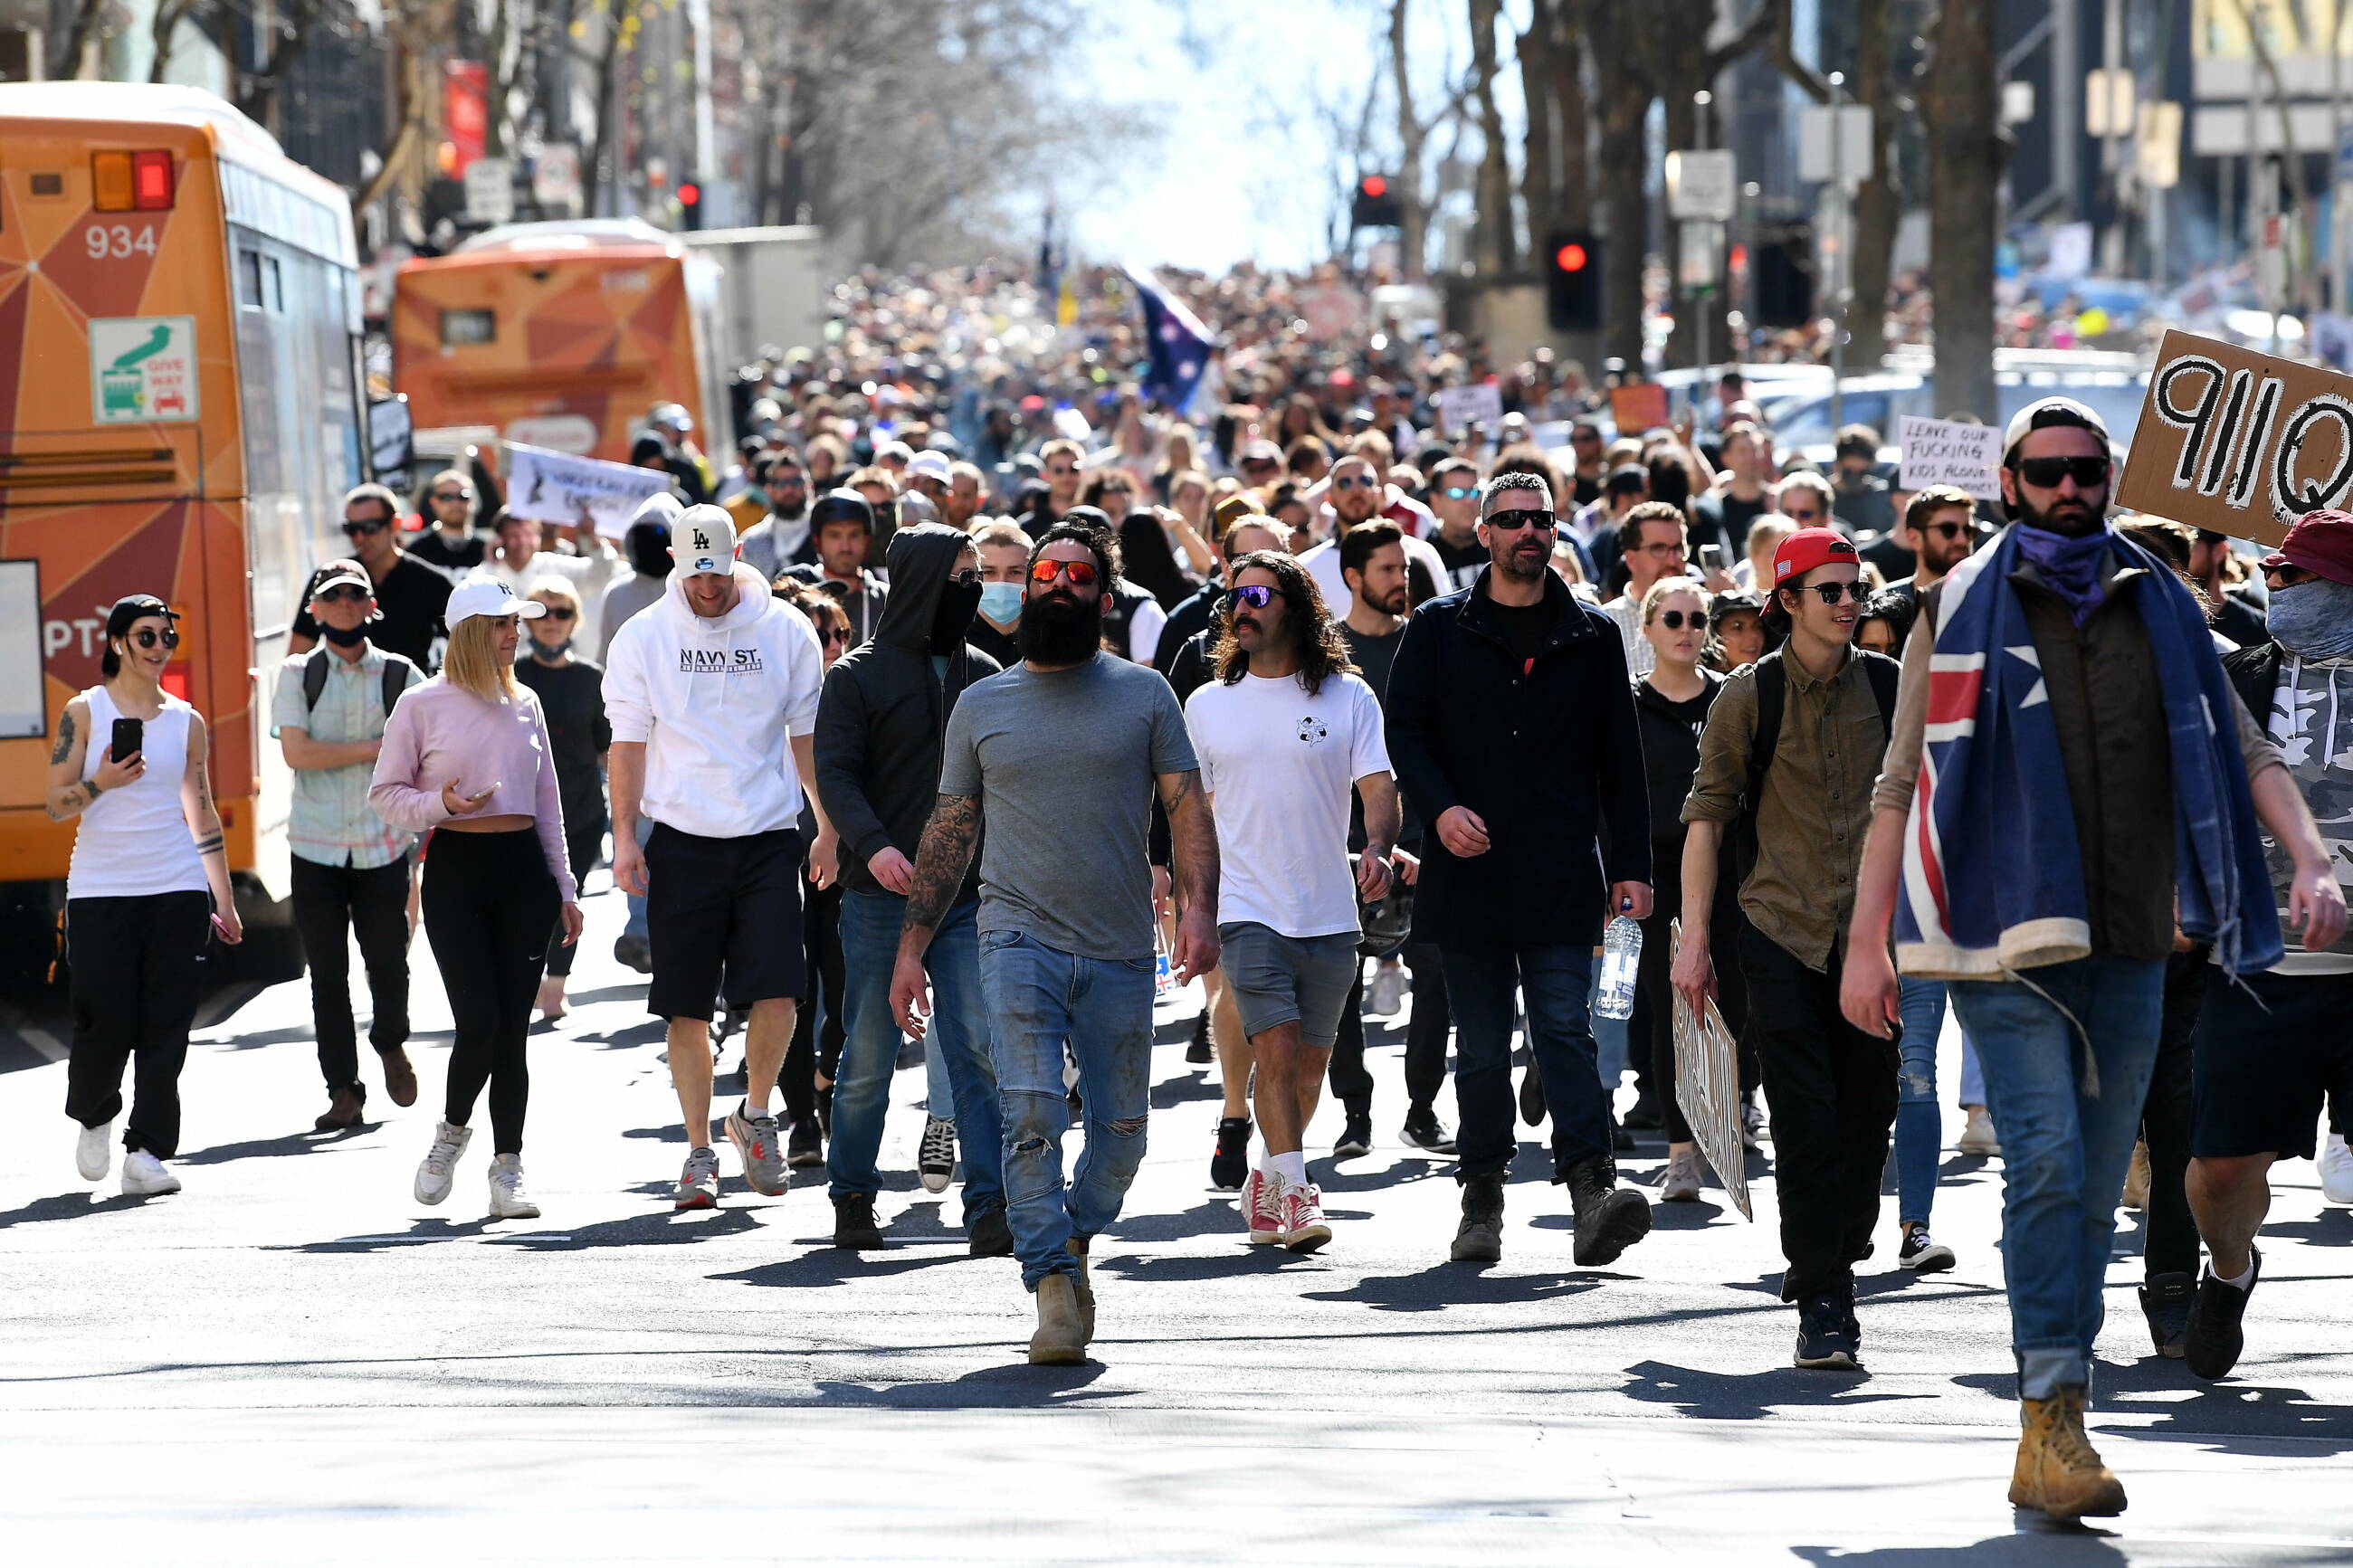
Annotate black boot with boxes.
[1451,1172,1506,1263]
[2139,1271,2194,1358]
[1567,1157,1652,1268]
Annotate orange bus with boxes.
[392,218,733,466]
[0,82,372,985]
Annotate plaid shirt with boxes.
[272,646,420,869]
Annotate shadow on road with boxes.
[1109,1196,1243,1244]
[806,1360,1113,1409]
[497,1206,768,1250]
[0,1190,148,1229]
[712,1244,987,1290]
[1301,1263,1606,1312]
[1790,1528,2128,1566]
[274,1216,497,1252]
[1953,1363,2353,1455]
[179,1123,375,1166]
[1619,1357,1939,1420]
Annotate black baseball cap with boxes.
[809,488,875,533]
[105,594,178,640]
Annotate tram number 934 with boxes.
[86,223,160,260]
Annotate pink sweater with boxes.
[368,677,577,901]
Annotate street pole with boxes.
[1696,89,1711,417]
[1829,72,1846,435]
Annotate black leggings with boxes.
[542,830,600,979]
[422,830,557,1154]
[1329,942,1451,1117]
[783,879,844,1123]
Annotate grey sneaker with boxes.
[1662,1148,1705,1202]
[487,1154,540,1219]
[918,1116,956,1194]
[673,1145,720,1211]
[414,1121,472,1205]
[726,1104,789,1197]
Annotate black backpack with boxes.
[300,646,419,725]
[1733,647,1900,878]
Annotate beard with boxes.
[2016,487,2106,538]
[1491,537,1549,583]
[1018,590,1105,664]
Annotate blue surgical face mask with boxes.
[2266,577,2353,661]
[977,582,1024,624]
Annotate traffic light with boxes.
[1545,230,1601,332]
[677,178,703,231]
[1350,173,1403,229]
[1751,233,1815,328]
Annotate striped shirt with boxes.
[272,646,422,870]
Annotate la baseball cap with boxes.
[1773,527,1861,587]
[2002,396,2110,464]
[2261,508,2353,588]
[671,505,739,575]
[445,579,547,629]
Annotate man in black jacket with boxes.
[1386,471,1657,1268]
[812,524,1010,1254]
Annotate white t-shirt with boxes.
[1186,669,1391,939]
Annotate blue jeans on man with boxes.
[1947,955,2166,1400]
[979,927,1155,1288]
[1442,945,1606,1181]
[829,890,1005,1221]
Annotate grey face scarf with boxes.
[2265,577,2353,661]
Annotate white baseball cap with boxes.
[907,449,954,485]
[445,578,547,628]
[671,504,739,576]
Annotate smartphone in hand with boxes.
[111,716,143,763]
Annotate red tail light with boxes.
[132,150,174,210]
[92,149,176,212]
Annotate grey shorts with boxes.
[1218,921,1359,1047]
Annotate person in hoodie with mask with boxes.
[813,524,1010,1253]
[597,493,683,666]
[604,505,837,1212]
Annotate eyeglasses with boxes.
[1227,584,1276,609]
[537,604,576,622]
[314,586,370,604]
[341,518,390,537]
[1029,558,1100,586]
[132,627,180,650]
[2015,455,2111,489]
[1653,610,1700,630]
[432,489,472,504]
[1484,508,1551,532]
[1439,485,1478,500]
[1805,580,1868,604]
[1637,540,1688,556]
[1332,475,1376,491]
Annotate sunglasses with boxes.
[1228,584,1276,610]
[1439,485,1478,500]
[1484,508,1551,533]
[1332,475,1376,490]
[1653,610,1700,630]
[314,585,371,604]
[2015,455,2111,489]
[951,568,982,585]
[1029,559,1100,586]
[537,604,576,622]
[2264,564,2317,590]
[1923,520,1969,539]
[432,490,472,504]
[132,627,180,650]
[1805,580,1868,604]
[821,625,853,645]
[341,518,390,537]
[1782,508,1823,524]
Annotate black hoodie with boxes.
[813,524,1003,899]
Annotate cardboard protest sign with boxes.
[1435,382,1503,432]
[1670,920,1752,1221]
[502,442,675,532]
[2115,329,2353,546]
[1898,415,2001,499]
[1610,381,1671,437]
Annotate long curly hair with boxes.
[1209,549,1356,696]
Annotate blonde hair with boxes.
[524,575,580,615]
[1642,575,1709,622]
[441,614,518,702]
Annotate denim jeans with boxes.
[1948,956,2165,1400]
[1442,944,1604,1180]
[1958,1034,1986,1107]
[623,816,652,942]
[828,891,1003,1219]
[1893,978,1948,1226]
[980,928,1155,1287]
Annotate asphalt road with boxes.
[3,873,2348,1565]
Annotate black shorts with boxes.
[645,823,805,1021]
[2190,965,2353,1162]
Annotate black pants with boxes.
[291,852,412,1094]
[1632,838,1750,1144]
[64,890,209,1158]
[2138,947,2205,1279]
[1328,943,1450,1117]
[1740,925,1899,1302]
[542,830,601,979]
[784,878,844,1124]
[421,830,557,1155]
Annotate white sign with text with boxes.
[1897,415,2002,499]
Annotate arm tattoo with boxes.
[50,709,75,766]
[1161,769,1220,921]
[903,794,981,934]
[195,832,225,857]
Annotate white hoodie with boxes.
[604,560,824,838]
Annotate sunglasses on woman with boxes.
[132,627,180,650]
[315,585,370,605]
[1653,610,1700,630]
[2015,455,2110,489]
[1228,584,1277,610]
[1029,559,1099,586]
[820,624,853,646]
[536,604,576,622]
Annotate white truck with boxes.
[680,225,833,363]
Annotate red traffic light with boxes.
[1555,242,1588,272]
[677,181,701,205]
[1361,175,1387,198]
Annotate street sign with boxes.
[2138,101,2184,189]
[1677,219,1722,289]
[1797,104,1872,186]
[463,157,514,224]
[1666,149,1737,221]
[2083,68,2136,138]
[2116,329,2353,546]
[90,316,198,423]
[532,144,582,214]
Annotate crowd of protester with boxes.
[43,253,2353,1527]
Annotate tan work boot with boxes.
[2009,1386,2127,1519]
[314,1085,365,1131]
[1028,1273,1086,1365]
[1069,1237,1096,1345]
[2121,1138,2151,1211]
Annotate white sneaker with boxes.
[2320,1132,2353,1206]
[120,1150,181,1196]
[1957,1106,2001,1158]
[1367,961,1406,1017]
[414,1121,472,1205]
[487,1154,540,1219]
[76,1121,112,1183]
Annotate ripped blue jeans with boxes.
[1894,978,1948,1226]
[979,927,1155,1288]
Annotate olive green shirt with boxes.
[1681,648,1890,972]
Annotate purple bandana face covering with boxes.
[2015,524,2112,625]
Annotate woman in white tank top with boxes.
[45,594,244,1199]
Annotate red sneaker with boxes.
[1244,1169,1284,1245]
[1281,1181,1332,1253]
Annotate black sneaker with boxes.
[814,1085,833,1138]
[786,1118,823,1168]
[1400,1107,1457,1155]
[968,1204,1015,1258]
[1519,1067,1547,1127]
[1186,1012,1212,1064]
[1897,1224,1955,1273]
[1622,1092,1663,1132]
[1794,1295,1861,1370]
[2184,1248,2260,1380]
[1611,1117,1635,1154]
[614,933,653,974]
[832,1193,885,1250]
[2140,1270,2194,1358]
[1210,1117,1252,1191]
[1450,1173,1506,1263]
[1334,1110,1373,1159]
[1567,1158,1653,1268]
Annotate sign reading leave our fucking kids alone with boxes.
[2116,329,2353,547]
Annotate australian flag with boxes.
[1127,267,1214,413]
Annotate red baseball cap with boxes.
[1772,527,1861,587]
[2261,508,2353,588]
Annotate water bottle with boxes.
[1595,914,1643,1021]
[1153,921,1175,998]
